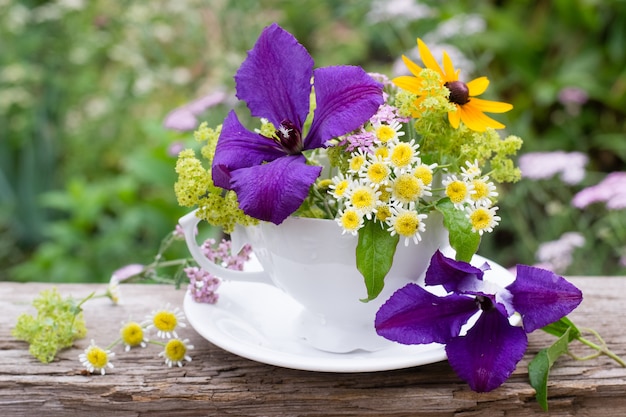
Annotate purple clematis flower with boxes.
[211,23,384,224]
[375,250,583,392]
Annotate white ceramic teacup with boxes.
[179,210,449,353]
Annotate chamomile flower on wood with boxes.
[159,338,194,368]
[144,303,187,339]
[79,340,115,375]
[120,321,149,351]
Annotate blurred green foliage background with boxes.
[2,0,625,282]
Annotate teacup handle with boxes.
[178,210,273,285]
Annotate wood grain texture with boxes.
[1,278,625,417]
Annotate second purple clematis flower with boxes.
[211,23,384,224]
[375,250,583,392]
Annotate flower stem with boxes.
[574,328,626,367]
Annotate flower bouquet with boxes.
[173,23,620,405]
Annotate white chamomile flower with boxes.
[329,173,350,200]
[466,205,501,235]
[387,203,428,246]
[159,338,194,368]
[360,155,391,187]
[79,340,115,375]
[443,174,473,209]
[144,303,187,339]
[336,208,364,236]
[460,159,482,180]
[388,140,420,171]
[373,120,404,144]
[348,149,369,173]
[469,176,499,207]
[120,320,149,352]
[345,181,381,219]
[389,170,431,205]
[413,162,438,186]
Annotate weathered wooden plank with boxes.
[1,278,625,416]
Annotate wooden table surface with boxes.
[1,278,625,417]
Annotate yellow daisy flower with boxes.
[393,39,513,132]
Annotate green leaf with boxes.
[541,317,581,341]
[435,198,480,262]
[529,327,572,411]
[356,220,399,302]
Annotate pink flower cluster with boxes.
[572,172,626,210]
[185,238,253,304]
[518,151,588,185]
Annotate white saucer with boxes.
[183,255,514,373]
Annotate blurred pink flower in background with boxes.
[534,232,585,273]
[558,86,588,116]
[163,91,227,131]
[572,172,626,210]
[519,151,588,185]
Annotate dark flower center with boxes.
[275,120,303,154]
[475,295,495,312]
[445,80,470,105]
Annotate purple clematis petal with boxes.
[375,283,478,344]
[446,309,528,392]
[229,155,322,225]
[425,250,490,293]
[507,265,583,333]
[234,23,313,130]
[306,66,385,149]
[212,111,285,189]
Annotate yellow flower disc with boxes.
[374,146,389,160]
[351,187,376,211]
[446,180,468,204]
[86,346,109,368]
[154,311,178,332]
[367,162,390,184]
[394,212,421,237]
[349,155,366,172]
[376,205,391,222]
[393,174,423,202]
[334,180,349,197]
[471,179,489,201]
[121,322,145,347]
[341,210,361,231]
[390,143,414,168]
[414,165,433,186]
[469,207,492,231]
[164,339,187,362]
[376,125,396,142]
